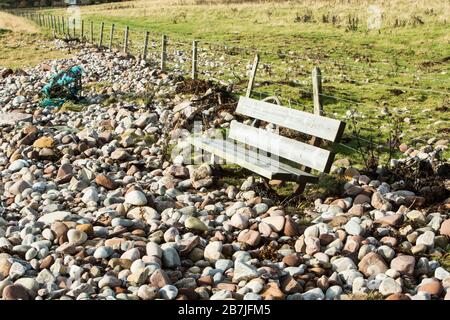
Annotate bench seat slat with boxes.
[229,121,334,172]
[191,137,319,183]
[236,96,346,142]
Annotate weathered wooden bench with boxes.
[190,96,346,194]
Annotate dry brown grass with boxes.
[72,0,449,24]
[0,12,39,33]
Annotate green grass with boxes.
[8,0,450,166]
[0,28,71,69]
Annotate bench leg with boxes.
[262,177,271,190]
[293,180,307,195]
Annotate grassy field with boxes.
[0,12,71,69]
[6,0,450,164]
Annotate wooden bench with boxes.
[190,96,346,194]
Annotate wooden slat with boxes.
[236,96,346,142]
[191,137,319,183]
[228,121,333,172]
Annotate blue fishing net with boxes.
[40,65,83,107]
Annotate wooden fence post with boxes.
[191,40,198,79]
[90,21,94,43]
[143,31,149,60]
[67,17,70,36]
[293,67,324,195]
[160,35,167,71]
[109,23,115,50]
[246,54,260,98]
[312,67,324,116]
[99,22,104,47]
[61,16,65,34]
[72,18,76,38]
[123,26,129,53]
[57,16,60,33]
[81,20,84,41]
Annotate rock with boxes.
[121,248,140,261]
[261,216,285,232]
[9,262,26,280]
[302,288,325,300]
[259,282,285,300]
[418,279,443,296]
[191,164,213,189]
[184,217,208,231]
[38,211,71,225]
[150,269,170,288]
[283,216,301,236]
[94,246,114,259]
[146,242,163,258]
[439,219,450,237]
[386,293,410,300]
[237,230,261,246]
[280,275,302,294]
[0,112,32,126]
[14,278,39,298]
[0,258,12,278]
[344,167,360,178]
[215,259,233,272]
[332,257,357,272]
[353,194,371,205]
[325,286,343,300]
[138,285,158,300]
[162,247,181,268]
[9,159,28,172]
[67,229,88,246]
[98,275,121,289]
[375,214,404,227]
[390,255,416,275]
[345,219,364,236]
[111,149,131,161]
[159,285,178,300]
[435,267,450,280]
[230,213,249,230]
[95,174,116,190]
[379,277,402,296]
[253,203,268,214]
[358,252,388,277]
[56,163,73,183]
[204,241,222,262]
[240,177,255,191]
[406,210,426,224]
[371,192,392,211]
[125,190,147,206]
[233,261,259,282]
[2,284,29,300]
[9,179,31,195]
[305,237,320,255]
[416,231,435,248]
[33,136,55,149]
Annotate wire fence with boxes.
[5,10,450,164]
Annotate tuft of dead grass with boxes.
[0,12,39,33]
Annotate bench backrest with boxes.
[229,96,346,173]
